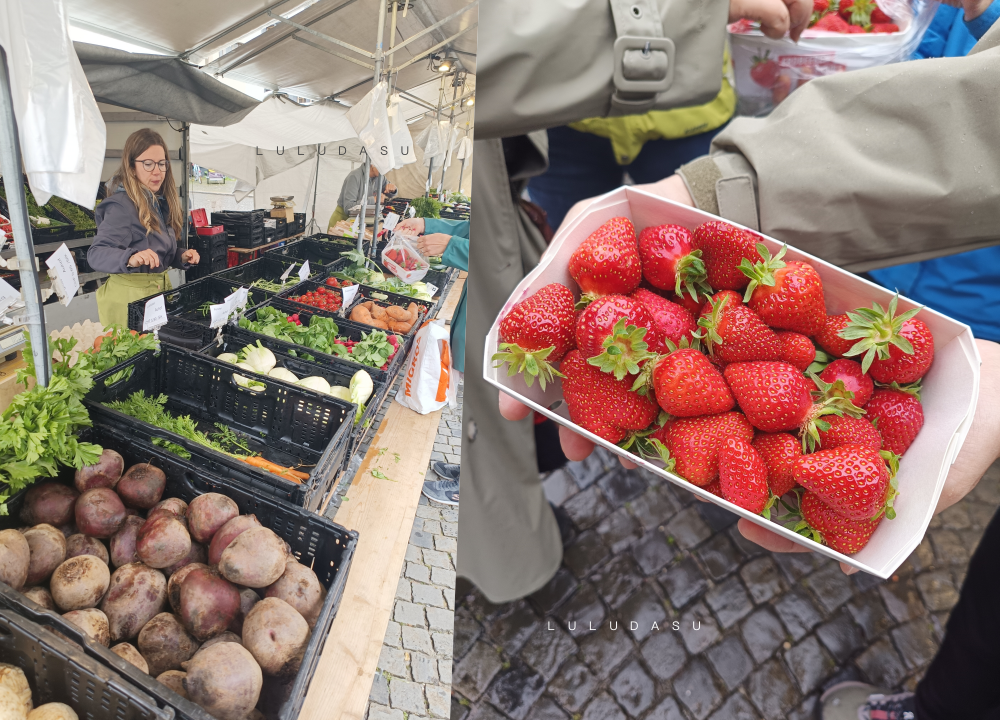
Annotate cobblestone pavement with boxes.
[449,449,1000,720]
[365,386,463,720]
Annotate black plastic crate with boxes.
[345,286,434,335]
[45,197,98,240]
[0,421,357,720]
[214,255,320,289]
[326,257,452,313]
[265,216,288,240]
[0,270,19,290]
[85,346,355,511]
[184,256,229,282]
[265,238,356,269]
[229,227,266,249]
[0,604,169,720]
[213,209,266,225]
[125,276,273,333]
[276,280,348,316]
[202,328,386,461]
[0,185,74,242]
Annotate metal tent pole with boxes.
[181,122,190,257]
[368,0,388,259]
[308,144,322,235]
[0,48,50,386]
[425,76,446,198]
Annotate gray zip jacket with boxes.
[87,189,188,275]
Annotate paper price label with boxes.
[279,262,297,283]
[383,212,399,231]
[209,300,234,328]
[226,287,250,310]
[341,284,359,307]
[0,276,19,313]
[142,295,168,331]
[45,243,80,306]
[299,260,311,281]
[408,206,416,218]
[424,282,439,298]
[351,216,360,235]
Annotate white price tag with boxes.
[383,212,399,231]
[424,282,439,298]
[341,284,359,307]
[0,276,19,310]
[209,299,234,328]
[299,260,310,281]
[225,287,249,310]
[142,295,168,331]
[279,262,297,283]
[45,243,80,306]
[408,206,416,218]
[351,216,360,235]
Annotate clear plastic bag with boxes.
[381,231,430,284]
[729,0,937,116]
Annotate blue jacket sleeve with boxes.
[966,0,1000,39]
[440,236,469,272]
[86,200,138,275]
[911,4,958,59]
[425,218,470,239]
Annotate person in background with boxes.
[395,215,469,506]
[328,164,396,228]
[87,128,198,328]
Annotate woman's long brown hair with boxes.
[108,128,183,238]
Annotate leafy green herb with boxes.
[410,197,442,219]
[45,196,96,230]
[332,250,434,300]
[105,391,230,456]
[351,330,395,369]
[371,469,395,482]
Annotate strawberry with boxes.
[815,314,855,357]
[637,224,713,301]
[840,295,934,383]
[813,13,853,31]
[561,350,660,444]
[819,358,874,407]
[692,221,761,291]
[493,283,576,389]
[740,245,826,335]
[865,384,924,456]
[724,361,864,448]
[871,4,893,22]
[753,432,801,497]
[698,291,782,363]
[568,217,642,301]
[814,0,830,12]
[647,346,735,418]
[797,491,882,554]
[793,444,898,521]
[845,24,866,32]
[817,415,882,451]
[673,290,712,317]
[777,332,817,372]
[630,288,698,346]
[653,412,754,486]
[870,22,899,32]
[576,294,662,379]
[719,437,771,514]
[750,51,780,89]
[704,479,723,498]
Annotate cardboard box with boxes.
[0,357,30,414]
[484,186,980,578]
[271,207,295,221]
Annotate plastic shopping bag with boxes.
[729,0,936,115]
[382,231,430,284]
[396,320,457,414]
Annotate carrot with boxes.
[241,456,310,482]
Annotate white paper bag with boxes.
[387,93,416,169]
[347,81,394,175]
[396,320,457,414]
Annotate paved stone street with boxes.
[449,449,1000,720]
[365,385,463,720]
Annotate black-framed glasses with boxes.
[136,159,169,172]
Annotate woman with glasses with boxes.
[87,128,199,327]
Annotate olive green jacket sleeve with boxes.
[477,0,730,139]
[677,22,1000,272]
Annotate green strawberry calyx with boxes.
[879,450,901,521]
[629,336,703,396]
[696,292,733,357]
[839,293,922,373]
[575,293,599,311]
[874,378,922,401]
[800,373,866,452]
[620,433,676,473]
[673,250,714,303]
[491,343,565,391]
[806,346,834,375]
[587,317,653,380]
[739,242,787,303]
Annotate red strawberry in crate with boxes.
[719,437,771,514]
[777,332,817,372]
[750,51,780,89]
[817,415,882,452]
[576,294,663,379]
[797,491,883,554]
[740,245,826,336]
[645,345,735,418]
[865,383,924,455]
[841,295,934,383]
[637,224,713,302]
[698,291,782,363]
[870,22,899,32]
[819,358,874,407]
[753,432,801,497]
[871,3,893,22]
[815,314,855,358]
[724,361,864,448]
[692,221,761,291]
[561,350,660,444]
[568,217,642,302]
[630,288,697,346]
[813,13,853,31]
[493,283,577,389]
[654,411,754,486]
[793,444,898,521]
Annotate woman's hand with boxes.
[127,249,160,269]
[181,249,200,265]
[396,218,425,235]
[730,0,813,41]
[417,233,452,257]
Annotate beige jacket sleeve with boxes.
[677,22,1000,272]
[477,0,730,139]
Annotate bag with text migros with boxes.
[396,319,456,414]
[381,231,430,284]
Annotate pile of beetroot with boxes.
[0,451,327,720]
[494,217,932,555]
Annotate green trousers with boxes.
[96,271,171,329]
[328,205,348,227]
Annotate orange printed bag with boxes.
[395,319,457,414]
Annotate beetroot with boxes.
[75,488,127,539]
[117,463,166,510]
[74,448,125,493]
[168,563,208,614]
[188,494,238,545]
[150,497,188,519]
[138,612,199,677]
[20,482,78,527]
[163,542,207,578]
[100,563,168,641]
[265,560,326,629]
[208,515,260,566]
[179,566,241,641]
[228,587,261,636]
[65,534,110,565]
[137,515,191,569]
[110,516,145,568]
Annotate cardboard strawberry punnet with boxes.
[484,187,980,578]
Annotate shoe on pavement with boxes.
[432,462,460,482]
[422,479,459,505]
[820,681,917,720]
